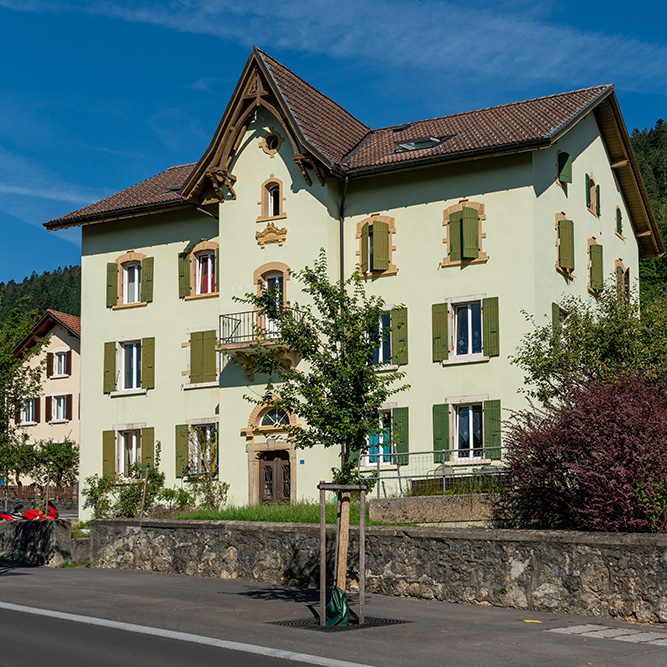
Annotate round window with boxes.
[266,134,279,151]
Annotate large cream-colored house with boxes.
[46,48,663,515]
[12,310,81,478]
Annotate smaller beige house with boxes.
[12,310,81,463]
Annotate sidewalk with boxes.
[0,563,666,666]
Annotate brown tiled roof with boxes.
[45,164,195,229]
[344,85,612,171]
[257,49,369,165]
[47,310,81,338]
[13,309,81,357]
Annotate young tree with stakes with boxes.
[234,251,408,594]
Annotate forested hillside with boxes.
[631,120,667,300]
[0,265,81,325]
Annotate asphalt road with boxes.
[1,562,667,667]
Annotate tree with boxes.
[234,251,408,595]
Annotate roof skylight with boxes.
[394,135,453,153]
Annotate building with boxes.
[45,48,663,514]
[12,309,81,481]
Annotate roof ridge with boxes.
[255,47,370,132]
[372,84,614,133]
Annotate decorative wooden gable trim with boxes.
[181,51,329,206]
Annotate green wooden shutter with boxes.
[482,297,500,357]
[142,427,154,469]
[585,173,591,207]
[391,307,408,365]
[596,184,600,215]
[142,337,155,389]
[432,404,450,463]
[558,219,575,270]
[141,257,154,303]
[462,207,479,259]
[190,331,204,384]
[106,263,118,308]
[392,407,409,466]
[558,152,572,183]
[102,430,115,476]
[175,424,189,478]
[178,252,191,298]
[372,220,389,271]
[449,211,462,261]
[103,342,116,393]
[552,302,561,332]
[590,244,603,291]
[432,303,449,362]
[616,265,624,296]
[215,248,220,292]
[360,222,369,273]
[202,330,217,383]
[483,400,501,460]
[616,208,623,235]
[349,446,360,470]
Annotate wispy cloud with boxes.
[2,0,666,94]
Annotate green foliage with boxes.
[32,438,79,488]
[511,287,667,402]
[186,426,228,510]
[635,480,667,533]
[232,251,408,481]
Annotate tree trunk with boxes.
[336,491,351,589]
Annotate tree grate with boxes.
[270,616,409,631]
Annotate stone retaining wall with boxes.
[0,520,73,566]
[368,494,494,525]
[92,519,667,624]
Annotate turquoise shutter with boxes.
[103,342,116,393]
[106,263,118,308]
[432,303,449,362]
[558,219,575,270]
[483,400,501,460]
[392,407,409,466]
[391,307,408,365]
[558,152,572,183]
[616,208,623,236]
[360,223,369,273]
[178,252,190,298]
[462,207,479,259]
[141,337,155,389]
[482,297,500,357]
[102,430,115,476]
[202,330,217,383]
[449,211,462,261]
[432,404,450,463]
[141,257,154,303]
[585,174,591,208]
[590,244,603,291]
[175,424,189,478]
[372,220,390,271]
[142,427,154,469]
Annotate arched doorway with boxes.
[259,450,290,503]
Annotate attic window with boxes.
[392,124,412,133]
[164,184,183,193]
[394,136,452,153]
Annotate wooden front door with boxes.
[260,450,290,503]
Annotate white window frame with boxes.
[189,423,217,475]
[118,429,141,476]
[52,394,67,422]
[444,294,488,364]
[54,350,68,377]
[454,301,483,357]
[21,398,36,425]
[195,252,216,295]
[454,403,484,461]
[370,311,392,366]
[264,271,284,338]
[361,410,394,468]
[268,185,280,217]
[260,408,289,428]
[121,341,142,391]
[123,262,142,305]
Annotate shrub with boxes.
[501,374,667,532]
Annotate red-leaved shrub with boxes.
[503,374,667,532]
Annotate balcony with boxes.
[218,309,300,379]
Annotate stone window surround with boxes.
[257,174,287,223]
[253,261,291,306]
[442,199,488,267]
[113,250,148,310]
[587,173,599,217]
[441,294,491,366]
[443,393,492,466]
[184,239,219,301]
[554,211,574,280]
[259,128,285,158]
[355,214,398,279]
[615,258,630,298]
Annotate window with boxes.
[369,308,408,366]
[586,173,600,216]
[264,272,284,338]
[557,152,572,184]
[55,351,67,376]
[556,217,574,275]
[616,207,623,237]
[178,240,219,298]
[122,342,142,390]
[196,252,216,295]
[119,430,141,476]
[53,395,67,422]
[358,216,396,277]
[364,412,393,466]
[47,350,71,378]
[589,241,603,294]
[189,424,217,475]
[432,298,499,362]
[20,398,36,425]
[455,404,484,459]
[260,408,289,428]
[259,129,284,157]
[258,175,285,221]
[106,252,153,308]
[268,185,280,217]
[358,407,409,469]
[442,201,487,266]
[616,260,630,300]
[371,312,392,365]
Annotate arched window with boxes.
[195,251,216,295]
[268,185,280,217]
[260,408,289,428]
[258,175,285,221]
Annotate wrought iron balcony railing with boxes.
[218,309,302,348]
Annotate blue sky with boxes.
[1,0,666,283]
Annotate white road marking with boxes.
[578,628,643,639]
[548,624,605,634]
[0,601,375,667]
[614,632,667,643]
